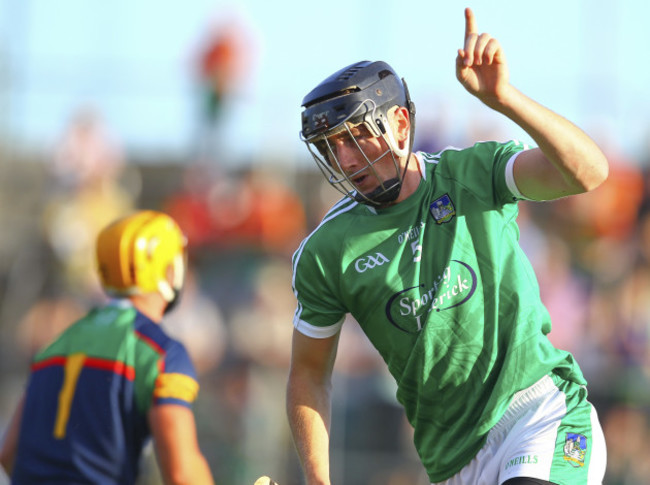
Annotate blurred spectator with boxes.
[43,106,136,298]
[15,296,86,360]
[516,200,591,359]
[546,129,645,283]
[535,235,590,357]
[198,24,244,124]
[165,167,307,257]
[51,106,125,191]
[562,156,644,243]
[194,12,254,165]
[602,405,650,484]
[163,164,217,249]
[243,168,307,257]
[614,265,650,370]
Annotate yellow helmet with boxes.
[96,210,187,302]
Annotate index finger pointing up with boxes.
[464,7,477,39]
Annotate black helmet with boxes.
[301,60,415,141]
[300,61,416,206]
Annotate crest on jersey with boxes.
[430,194,455,224]
[563,432,587,467]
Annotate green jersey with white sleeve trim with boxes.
[291,140,587,482]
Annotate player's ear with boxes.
[391,106,411,148]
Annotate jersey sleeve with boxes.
[496,140,533,201]
[291,238,346,338]
[442,140,532,205]
[152,341,199,408]
[133,317,200,411]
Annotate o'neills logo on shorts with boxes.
[505,454,539,470]
[384,260,477,334]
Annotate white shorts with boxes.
[433,374,607,485]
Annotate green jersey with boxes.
[291,140,586,482]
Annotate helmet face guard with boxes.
[300,60,416,205]
[301,101,405,205]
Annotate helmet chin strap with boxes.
[163,288,182,315]
[157,280,175,302]
[355,153,414,206]
[157,280,183,315]
[159,255,185,314]
[354,177,401,204]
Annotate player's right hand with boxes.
[455,7,511,110]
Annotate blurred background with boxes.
[0,0,649,484]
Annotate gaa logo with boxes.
[354,253,390,273]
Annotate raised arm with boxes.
[456,7,608,201]
[286,328,340,485]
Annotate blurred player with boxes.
[0,211,215,484]
[287,8,608,485]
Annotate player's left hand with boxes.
[455,7,510,109]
